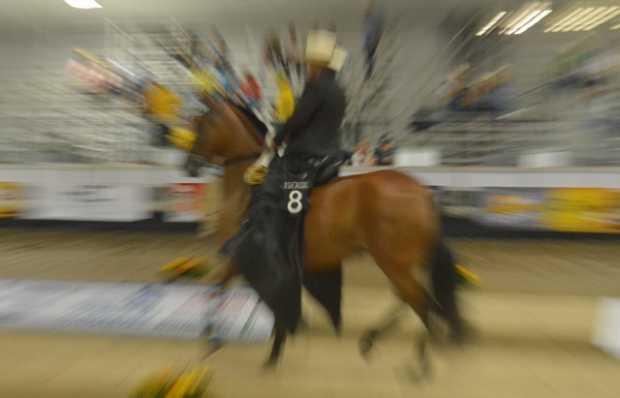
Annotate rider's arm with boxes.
[274,81,321,146]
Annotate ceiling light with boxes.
[573,7,608,31]
[64,0,102,10]
[562,7,595,31]
[545,7,580,31]
[502,2,541,34]
[585,7,620,30]
[515,9,552,34]
[581,7,613,30]
[553,7,587,31]
[476,11,507,36]
[506,2,552,35]
[547,8,583,32]
[508,9,542,34]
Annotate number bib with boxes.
[283,181,311,215]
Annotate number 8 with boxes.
[287,190,303,214]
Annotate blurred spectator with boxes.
[142,81,182,147]
[353,139,373,166]
[209,28,242,101]
[189,30,206,60]
[364,0,385,80]
[441,64,470,111]
[374,134,395,165]
[240,70,262,111]
[463,66,515,114]
[274,72,295,126]
[66,50,116,96]
[211,28,229,61]
[191,65,224,100]
[287,23,303,88]
[264,31,289,78]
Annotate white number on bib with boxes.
[287,190,303,214]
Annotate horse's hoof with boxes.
[449,318,477,345]
[334,326,343,338]
[407,337,432,383]
[262,358,278,370]
[359,330,378,359]
[298,317,310,331]
[449,327,468,346]
[406,362,433,383]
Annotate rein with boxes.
[223,153,261,167]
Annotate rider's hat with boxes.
[305,30,337,67]
[329,47,348,72]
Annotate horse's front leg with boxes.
[264,321,287,369]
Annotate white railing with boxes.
[405,118,620,167]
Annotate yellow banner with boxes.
[0,182,23,219]
[541,188,620,233]
[486,194,542,215]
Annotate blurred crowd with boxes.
[65,25,309,149]
[63,0,389,162]
[413,33,620,124]
[412,62,518,131]
[352,134,395,166]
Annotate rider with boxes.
[222,30,347,333]
[270,30,346,163]
[244,32,347,186]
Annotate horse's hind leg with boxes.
[379,257,434,331]
[381,261,434,379]
[360,248,435,348]
[359,301,408,357]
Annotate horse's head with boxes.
[177,95,264,177]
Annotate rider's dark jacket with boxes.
[274,70,346,157]
[223,69,347,335]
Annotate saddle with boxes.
[280,151,351,219]
[285,151,352,187]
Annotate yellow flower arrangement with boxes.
[131,366,212,398]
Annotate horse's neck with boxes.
[200,99,262,240]
[222,162,251,199]
[210,103,261,159]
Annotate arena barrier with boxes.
[0,163,212,222]
[3,164,620,233]
[593,298,620,359]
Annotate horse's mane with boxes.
[226,101,268,149]
[194,94,267,152]
[228,101,269,137]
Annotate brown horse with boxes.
[184,95,464,367]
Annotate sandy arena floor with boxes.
[0,229,619,397]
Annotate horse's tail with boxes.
[427,192,460,320]
[429,238,465,341]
